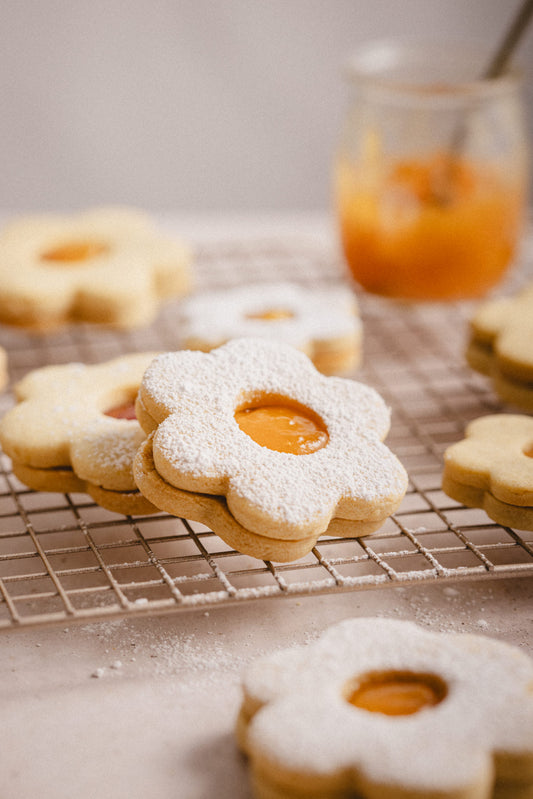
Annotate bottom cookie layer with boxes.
[466,339,533,413]
[442,472,533,531]
[133,436,384,562]
[11,459,158,516]
[465,339,494,378]
[492,371,533,414]
[245,765,532,799]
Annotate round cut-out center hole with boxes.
[346,670,447,716]
[245,308,294,321]
[104,400,137,420]
[235,399,328,455]
[524,442,533,458]
[41,240,110,264]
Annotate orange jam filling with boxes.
[41,240,110,263]
[347,670,447,716]
[336,153,525,300]
[524,443,533,458]
[104,400,137,420]
[245,309,294,321]
[235,400,328,454]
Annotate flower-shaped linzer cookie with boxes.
[133,338,407,561]
[443,413,533,530]
[180,281,362,374]
[237,617,533,799]
[0,353,159,515]
[0,207,192,332]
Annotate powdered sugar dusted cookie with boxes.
[237,617,533,799]
[443,414,533,530]
[466,282,533,411]
[0,207,192,332]
[133,338,407,561]
[180,282,362,374]
[0,353,159,515]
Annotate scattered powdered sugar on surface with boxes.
[143,338,407,533]
[81,619,126,638]
[180,282,361,347]
[89,659,124,678]
[245,617,533,791]
[142,633,251,680]
[81,618,264,688]
[394,583,505,636]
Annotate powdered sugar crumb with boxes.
[443,587,460,597]
[91,667,105,679]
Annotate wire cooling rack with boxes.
[1,232,533,630]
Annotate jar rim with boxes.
[345,38,521,101]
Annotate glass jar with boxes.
[334,40,530,300]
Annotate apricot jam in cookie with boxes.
[443,414,533,530]
[237,617,533,799]
[180,282,362,374]
[133,338,407,561]
[0,353,159,515]
[0,206,192,332]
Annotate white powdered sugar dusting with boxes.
[180,281,361,348]
[71,421,148,489]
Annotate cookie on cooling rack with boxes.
[0,353,159,515]
[133,338,407,562]
[237,617,533,799]
[442,414,533,530]
[180,282,362,375]
[466,282,533,411]
[0,206,192,332]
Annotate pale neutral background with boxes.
[1,0,532,213]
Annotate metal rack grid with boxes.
[1,234,532,630]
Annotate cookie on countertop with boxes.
[237,617,533,799]
[466,282,533,411]
[133,337,407,562]
[442,413,533,530]
[180,282,362,375]
[0,207,192,332]
[0,353,159,515]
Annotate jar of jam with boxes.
[335,40,529,300]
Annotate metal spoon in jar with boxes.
[432,0,533,204]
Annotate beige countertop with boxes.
[2,577,532,799]
[0,213,532,799]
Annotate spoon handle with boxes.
[483,0,533,79]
